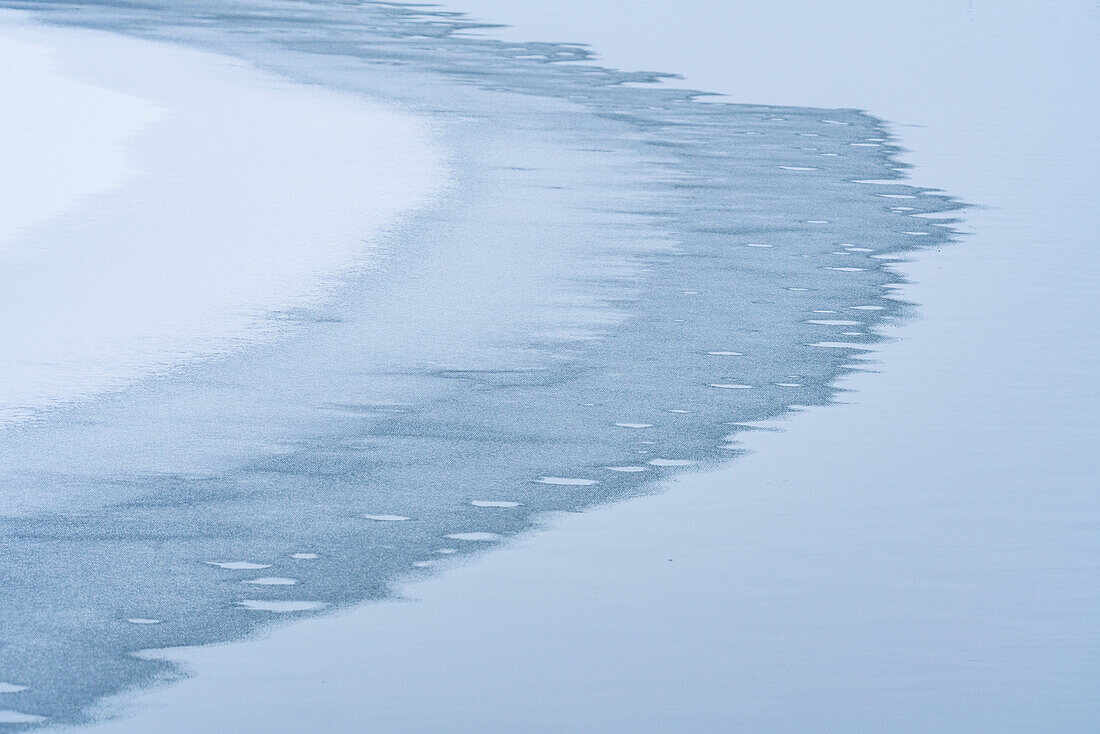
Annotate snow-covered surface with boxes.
[0,10,441,425]
[30,0,1100,731]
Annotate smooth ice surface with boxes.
[0,10,440,426]
[0,13,155,255]
[53,0,1099,732]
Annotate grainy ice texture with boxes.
[0,0,956,727]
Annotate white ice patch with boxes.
[806,319,862,326]
[445,532,501,542]
[604,466,650,473]
[363,515,410,522]
[244,577,297,586]
[648,459,696,467]
[470,500,521,508]
[707,351,743,356]
[825,266,866,272]
[778,165,819,171]
[615,422,653,429]
[537,477,598,486]
[237,601,325,613]
[809,342,876,350]
[709,384,753,389]
[126,618,161,625]
[0,683,27,694]
[207,561,271,571]
[0,710,44,724]
[292,553,319,560]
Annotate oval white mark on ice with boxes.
[709,383,753,389]
[125,618,161,625]
[237,600,325,613]
[470,500,520,508]
[0,683,27,694]
[648,459,696,467]
[292,553,319,560]
[244,577,296,586]
[809,342,876,350]
[604,466,650,473]
[445,532,501,542]
[0,711,45,724]
[363,514,409,522]
[615,422,652,429]
[207,561,271,571]
[537,477,598,486]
